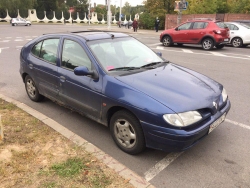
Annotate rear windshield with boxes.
[216,22,228,29]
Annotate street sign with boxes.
[174,1,188,11]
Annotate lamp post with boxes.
[88,0,91,25]
[119,0,122,22]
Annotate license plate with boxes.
[208,113,226,134]
[224,38,229,42]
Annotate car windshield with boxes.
[87,37,164,72]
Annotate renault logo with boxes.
[213,102,218,110]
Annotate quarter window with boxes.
[31,41,43,57]
[61,39,92,70]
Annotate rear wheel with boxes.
[14,23,17,26]
[202,38,214,50]
[110,110,145,155]
[25,75,44,102]
[162,36,173,47]
[232,37,243,47]
[215,44,225,49]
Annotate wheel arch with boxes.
[22,73,28,83]
[199,35,215,45]
[106,106,140,128]
[160,34,173,42]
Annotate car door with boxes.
[188,22,209,43]
[58,38,103,119]
[28,38,60,101]
[172,22,192,43]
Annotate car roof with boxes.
[43,31,129,41]
[232,20,250,22]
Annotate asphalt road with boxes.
[0,24,250,188]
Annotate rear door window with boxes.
[192,22,208,29]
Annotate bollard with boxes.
[0,115,3,141]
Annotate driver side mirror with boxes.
[175,27,179,31]
[74,66,99,80]
[156,52,162,57]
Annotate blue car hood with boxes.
[115,64,222,113]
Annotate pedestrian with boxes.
[155,17,160,32]
[132,18,138,32]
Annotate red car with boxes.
[160,19,230,50]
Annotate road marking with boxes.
[0,49,1,53]
[148,43,162,46]
[14,39,23,41]
[226,119,250,130]
[144,152,183,181]
[26,39,32,41]
[210,52,227,56]
[182,49,193,53]
[0,47,9,49]
[5,37,12,38]
[156,46,164,50]
[0,40,10,43]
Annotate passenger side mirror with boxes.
[74,66,99,80]
[156,52,162,57]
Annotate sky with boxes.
[91,0,145,7]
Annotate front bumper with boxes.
[141,99,231,152]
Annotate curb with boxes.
[0,93,155,188]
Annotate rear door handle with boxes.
[60,76,66,82]
[28,64,33,69]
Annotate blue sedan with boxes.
[20,31,231,154]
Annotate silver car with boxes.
[11,18,31,26]
[225,22,250,47]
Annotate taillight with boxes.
[213,30,222,34]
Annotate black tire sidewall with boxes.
[110,110,145,155]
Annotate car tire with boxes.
[25,75,44,102]
[202,38,214,50]
[14,23,17,26]
[232,37,243,48]
[110,110,145,155]
[215,44,225,49]
[162,36,173,47]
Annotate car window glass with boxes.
[88,37,164,71]
[193,22,207,29]
[61,39,92,70]
[31,41,43,57]
[216,22,227,28]
[40,39,59,64]
[178,22,192,30]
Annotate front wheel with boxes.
[232,37,243,47]
[110,110,145,155]
[25,75,44,102]
[202,38,214,50]
[215,44,225,49]
[162,36,173,47]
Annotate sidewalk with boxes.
[0,93,155,188]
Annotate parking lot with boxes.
[0,24,250,188]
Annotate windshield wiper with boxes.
[108,66,141,71]
[140,61,169,69]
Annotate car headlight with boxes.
[222,88,228,102]
[163,111,202,127]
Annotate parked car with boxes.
[232,20,250,27]
[117,21,132,28]
[11,18,31,26]
[225,22,250,47]
[160,18,230,50]
[20,31,230,154]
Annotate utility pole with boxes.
[119,0,122,22]
[107,0,111,29]
[88,0,91,25]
